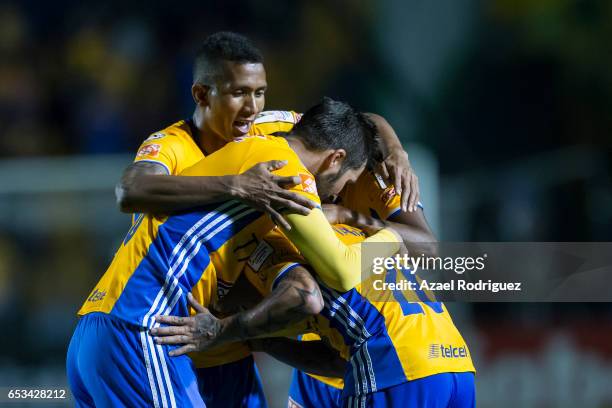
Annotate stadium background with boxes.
[1,0,611,407]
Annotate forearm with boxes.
[284,209,401,291]
[212,268,323,344]
[117,173,236,214]
[365,113,403,153]
[252,338,346,378]
[345,211,436,250]
[334,205,438,257]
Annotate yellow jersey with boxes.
[126,112,301,366]
[244,224,475,397]
[296,170,405,389]
[84,132,400,368]
[81,134,317,365]
[339,171,402,220]
[132,111,301,175]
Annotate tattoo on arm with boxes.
[234,268,323,340]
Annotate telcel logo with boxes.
[428,344,468,359]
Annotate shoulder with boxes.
[227,134,294,154]
[140,120,194,146]
[254,110,302,125]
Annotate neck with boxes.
[192,109,226,155]
[285,136,324,175]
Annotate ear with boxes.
[323,149,346,171]
[191,83,210,106]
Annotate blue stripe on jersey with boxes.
[202,208,262,254]
[318,283,406,397]
[111,200,263,327]
[387,207,401,220]
[271,263,300,290]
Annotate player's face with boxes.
[206,61,267,140]
[317,163,366,203]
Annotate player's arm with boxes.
[116,160,316,229]
[323,204,438,257]
[152,265,323,353]
[249,338,346,378]
[212,273,264,316]
[365,113,420,212]
[282,209,401,291]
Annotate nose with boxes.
[242,93,257,115]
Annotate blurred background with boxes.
[1,0,611,407]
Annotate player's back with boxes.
[303,226,475,397]
[316,276,475,398]
[78,135,314,328]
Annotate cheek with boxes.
[225,98,243,116]
[214,95,239,113]
[337,173,355,192]
[256,96,265,112]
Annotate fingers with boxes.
[393,166,403,199]
[379,162,390,179]
[154,315,190,326]
[262,160,288,172]
[274,190,317,210]
[187,293,206,313]
[401,177,410,212]
[150,325,190,336]
[272,196,312,216]
[398,169,408,212]
[408,174,420,212]
[267,206,291,230]
[154,334,192,345]
[273,175,301,187]
[168,344,197,357]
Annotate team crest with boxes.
[381,186,397,203]
[299,173,317,195]
[137,144,161,158]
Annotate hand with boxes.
[150,293,224,356]
[379,148,420,212]
[231,160,318,230]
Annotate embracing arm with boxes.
[152,266,323,354]
[365,113,420,212]
[116,160,316,229]
[116,161,229,213]
[216,266,323,341]
[323,204,438,257]
[250,337,346,378]
[283,209,401,291]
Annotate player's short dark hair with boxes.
[193,31,264,85]
[292,97,382,172]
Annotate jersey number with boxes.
[385,268,444,315]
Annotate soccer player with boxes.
[116,32,420,231]
[67,98,402,407]
[114,31,427,406]
[115,32,315,231]
[153,223,475,408]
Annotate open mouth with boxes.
[233,120,252,135]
